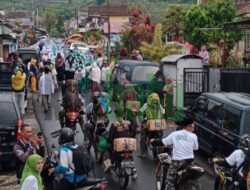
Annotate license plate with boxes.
[121,160,135,168]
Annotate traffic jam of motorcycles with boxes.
[1,35,250,190]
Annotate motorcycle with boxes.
[85,92,110,163]
[208,158,241,190]
[140,118,164,160]
[156,147,205,190]
[107,138,137,190]
[46,137,108,190]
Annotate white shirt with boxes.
[226,149,246,168]
[21,175,38,190]
[162,130,198,160]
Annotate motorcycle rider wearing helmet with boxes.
[48,128,86,190]
[103,106,138,180]
[150,118,198,190]
[212,134,250,190]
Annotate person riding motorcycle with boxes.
[103,106,138,180]
[150,118,198,190]
[59,80,87,141]
[48,128,86,190]
[212,134,250,190]
[139,93,165,157]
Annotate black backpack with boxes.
[69,146,94,177]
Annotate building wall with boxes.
[109,16,129,23]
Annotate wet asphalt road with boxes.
[34,89,214,190]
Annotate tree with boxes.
[140,24,181,63]
[162,4,188,42]
[183,0,243,50]
[43,11,57,33]
[121,10,155,54]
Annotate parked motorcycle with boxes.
[156,147,205,190]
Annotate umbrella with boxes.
[68,34,83,40]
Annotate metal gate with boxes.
[221,69,250,93]
[184,68,209,106]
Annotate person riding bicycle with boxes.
[212,134,250,190]
[150,118,198,190]
[48,128,86,190]
[103,106,138,180]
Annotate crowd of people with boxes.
[7,40,250,190]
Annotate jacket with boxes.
[13,139,45,179]
[54,144,85,184]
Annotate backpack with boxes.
[69,146,94,176]
[11,71,26,92]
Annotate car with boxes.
[17,48,41,65]
[111,60,165,103]
[69,42,89,54]
[0,61,12,91]
[0,91,23,163]
[186,92,250,156]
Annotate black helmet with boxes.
[58,128,74,145]
[239,134,250,149]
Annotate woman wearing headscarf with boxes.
[199,45,209,66]
[21,154,44,190]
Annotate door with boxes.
[197,99,223,154]
[217,106,241,155]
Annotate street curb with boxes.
[31,94,48,156]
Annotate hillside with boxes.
[0,0,196,23]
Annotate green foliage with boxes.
[121,10,155,54]
[162,4,188,40]
[50,28,61,38]
[183,0,243,50]
[43,11,57,33]
[140,24,181,63]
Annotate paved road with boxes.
[34,89,215,190]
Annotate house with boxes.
[0,22,16,60]
[226,1,250,57]
[4,11,35,29]
[88,3,130,33]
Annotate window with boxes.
[0,102,17,125]
[191,96,207,113]
[223,108,241,134]
[206,100,222,123]
[131,66,159,82]
[243,113,250,134]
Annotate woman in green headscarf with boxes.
[21,154,44,190]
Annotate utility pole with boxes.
[77,0,79,30]
[107,0,111,63]
[37,8,39,26]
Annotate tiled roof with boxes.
[88,4,129,17]
[237,4,250,16]
[4,11,33,19]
